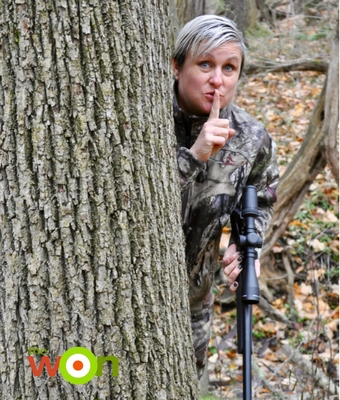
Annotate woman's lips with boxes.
[205,92,215,101]
[205,91,224,101]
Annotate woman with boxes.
[172,15,279,377]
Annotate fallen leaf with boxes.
[258,321,277,334]
[226,349,238,359]
[273,245,284,253]
[323,210,338,222]
[289,104,304,117]
[300,282,313,296]
[296,265,304,274]
[289,220,309,229]
[264,351,279,362]
[309,238,325,251]
[294,298,303,311]
[331,305,339,319]
[208,353,219,363]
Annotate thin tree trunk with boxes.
[0,1,198,399]
[224,0,248,33]
[322,25,339,183]
[245,0,259,31]
[184,0,206,22]
[175,0,189,26]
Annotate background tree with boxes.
[0,0,199,399]
[179,0,260,32]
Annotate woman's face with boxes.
[173,42,243,116]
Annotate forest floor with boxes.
[204,5,339,400]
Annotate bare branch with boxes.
[281,344,339,395]
[244,59,328,75]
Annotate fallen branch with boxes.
[244,59,328,75]
[253,361,290,400]
[282,251,295,315]
[281,344,339,395]
[216,283,294,326]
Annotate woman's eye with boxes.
[199,62,210,68]
[224,64,234,72]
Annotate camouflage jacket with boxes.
[174,93,279,287]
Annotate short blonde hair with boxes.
[173,15,246,77]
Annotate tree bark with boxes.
[171,0,189,42]
[224,0,248,33]
[322,25,339,183]
[245,0,259,31]
[183,0,206,22]
[0,1,199,399]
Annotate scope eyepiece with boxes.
[242,185,259,217]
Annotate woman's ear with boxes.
[172,59,180,80]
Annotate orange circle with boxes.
[73,360,84,371]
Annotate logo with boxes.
[27,347,118,384]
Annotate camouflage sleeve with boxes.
[177,147,206,192]
[228,130,279,255]
[248,131,279,250]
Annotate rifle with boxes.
[230,185,263,400]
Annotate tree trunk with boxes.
[184,0,206,22]
[256,0,275,27]
[0,1,199,399]
[245,0,259,31]
[223,0,259,33]
[179,0,259,32]
[224,0,248,33]
[171,0,188,42]
[322,24,339,183]
[175,0,188,27]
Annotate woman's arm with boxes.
[222,129,279,289]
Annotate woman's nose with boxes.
[209,69,223,87]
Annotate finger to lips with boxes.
[208,90,220,120]
[208,90,232,144]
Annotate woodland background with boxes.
[179,0,339,399]
[0,0,338,399]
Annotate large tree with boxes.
[0,0,199,399]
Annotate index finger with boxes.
[208,90,220,120]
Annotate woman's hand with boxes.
[222,243,261,292]
[190,90,235,163]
